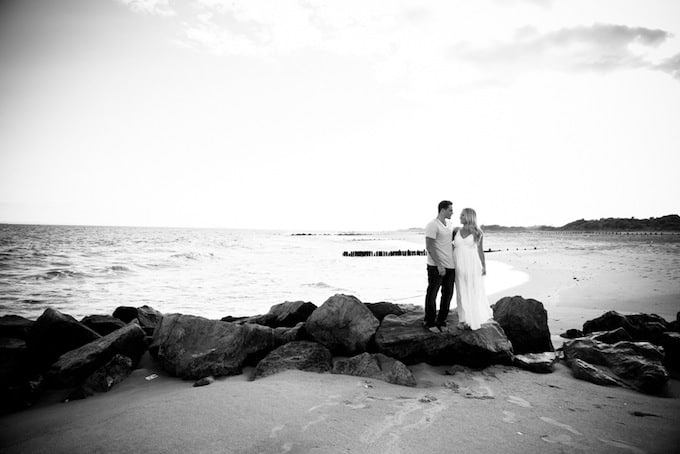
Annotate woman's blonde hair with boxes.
[461,208,483,243]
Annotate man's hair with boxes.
[438,200,452,212]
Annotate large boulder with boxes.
[660,331,680,378]
[0,337,43,413]
[562,338,668,393]
[305,294,380,355]
[375,311,513,367]
[81,315,126,336]
[332,352,416,386]
[66,354,134,401]
[364,302,406,322]
[252,341,332,380]
[0,315,34,340]
[569,358,627,387]
[150,314,287,379]
[113,305,162,336]
[272,322,306,344]
[583,311,669,344]
[254,301,317,328]
[492,296,553,354]
[588,328,633,344]
[27,308,101,366]
[47,323,147,388]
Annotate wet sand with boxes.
[1,357,678,454]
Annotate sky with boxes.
[1,0,679,231]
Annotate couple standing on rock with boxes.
[424,200,492,332]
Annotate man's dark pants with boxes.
[424,265,455,326]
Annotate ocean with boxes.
[0,224,533,321]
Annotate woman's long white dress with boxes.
[454,230,493,330]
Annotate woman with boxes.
[453,208,493,330]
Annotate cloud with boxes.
[115,1,680,88]
[453,23,673,76]
[117,0,175,16]
[656,52,680,79]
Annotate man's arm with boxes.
[426,237,446,276]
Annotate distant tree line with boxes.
[483,214,680,232]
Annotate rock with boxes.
[492,296,554,354]
[364,302,405,322]
[255,301,317,328]
[272,322,306,345]
[220,315,251,324]
[568,358,627,387]
[669,312,680,332]
[253,341,332,380]
[112,306,139,323]
[332,352,416,386]
[588,327,633,344]
[113,305,162,336]
[374,311,513,367]
[305,294,380,355]
[150,314,286,379]
[660,331,680,378]
[0,337,43,413]
[513,352,557,373]
[47,323,146,388]
[81,315,127,336]
[0,315,34,340]
[81,354,133,393]
[137,305,163,335]
[560,329,584,339]
[27,308,101,367]
[194,376,215,387]
[64,385,93,402]
[562,338,668,393]
[583,311,670,344]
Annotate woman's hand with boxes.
[482,266,486,276]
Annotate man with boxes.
[424,200,455,331]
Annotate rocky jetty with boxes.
[2,296,676,414]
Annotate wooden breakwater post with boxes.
[343,250,427,257]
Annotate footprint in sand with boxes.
[540,416,582,435]
[269,425,285,438]
[307,395,340,413]
[541,434,588,450]
[344,399,369,409]
[507,395,531,408]
[598,438,646,453]
[302,414,327,432]
[502,410,518,423]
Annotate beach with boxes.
[1,232,679,453]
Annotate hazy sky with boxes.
[1,0,679,230]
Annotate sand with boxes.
[2,241,679,453]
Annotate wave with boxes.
[303,282,333,289]
[99,265,133,274]
[170,252,215,260]
[22,269,89,281]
